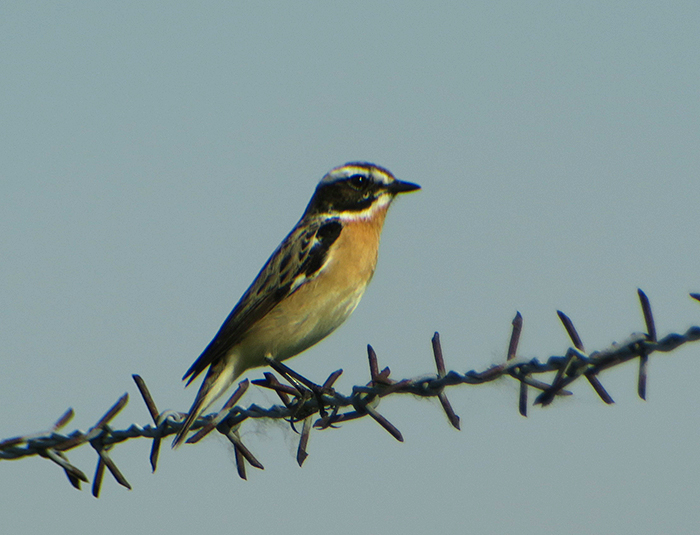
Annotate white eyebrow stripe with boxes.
[319,163,396,186]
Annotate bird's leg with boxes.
[263,357,341,424]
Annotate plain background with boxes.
[2,2,699,534]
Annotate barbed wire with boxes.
[2,289,699,496]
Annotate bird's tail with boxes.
[172,359,236,448]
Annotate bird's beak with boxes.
[388,179,421,195]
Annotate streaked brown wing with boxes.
[182,217,342,384]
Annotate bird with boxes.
[172,162,420,447]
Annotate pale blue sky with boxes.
[2,2,700,534]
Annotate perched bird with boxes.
[172,162,420,447]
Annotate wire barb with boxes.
[554,310,614,405]
[133,374,162,472]
[41,448,88,489]
[506,312,528,416]
[224,427,264,474]
[431,333,460,430]
[296,417,312,467]
[636,289,656,400]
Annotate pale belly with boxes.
[230,275,369,375]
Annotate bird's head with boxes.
[305,162,421,220]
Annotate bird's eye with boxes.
[348,174,368,190]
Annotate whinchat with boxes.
[172,162,420,447]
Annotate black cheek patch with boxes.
[332,196,374,213]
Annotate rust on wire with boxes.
[2,290,700,494]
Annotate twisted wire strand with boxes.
[1,290,699,496]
